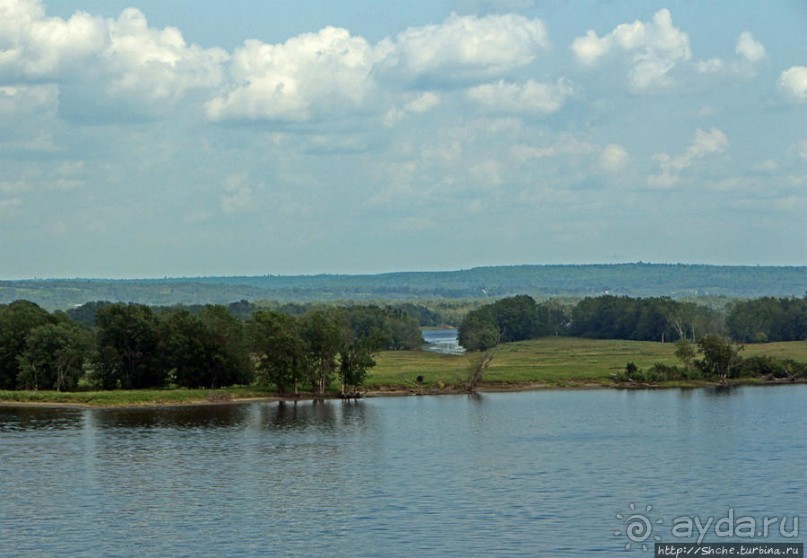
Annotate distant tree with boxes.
[248,311,308,394]
[695,334,743,381]
[457,351,494,392]
[674,339,696,372]
[17,321,91,391]
[198,305,253,387]
[727,296,807,343]
[66,301,112,327]
[458,309,500,352]
[300,310,341,394]
[93,303,164,389]
[490,295,540,342]
[0,300,53,390]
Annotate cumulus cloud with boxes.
[206,27,374,122]
[571,9,691,90]
[778,66,807,102]
[0,0,105,79]
[0,0,227,110]
[466,78,576,115]
[735,31,765,64]
[378,12,550,84]
[649,127,728,187]
[103,9,228,103]
[696,31,766,76]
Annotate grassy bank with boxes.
[0,386,279,407]
[2,338,806,406]
[372,337,807,389]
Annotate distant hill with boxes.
[2,264,805,310]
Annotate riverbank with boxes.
[2,337,805,408]
[2,376,805,409]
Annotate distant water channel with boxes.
[422,328,465,354]
[1,386,805,557]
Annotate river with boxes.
[1,386,805,557]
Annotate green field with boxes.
[369,337,807,389]
[2,337,806,406]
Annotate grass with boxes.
[371,337,807,389]
[0,386,278,407]
[2,338,806,406]
[371,337,681,388]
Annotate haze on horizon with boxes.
[1,0,805,280]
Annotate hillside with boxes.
[1,263,805,310]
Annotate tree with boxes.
[93,303,164,389]
[337,310,383,395]
[300,310,341,395]
[0,300,53,390]
[457,351,494,392]
[458,310,500,352]
[248,311,307,394]
[198,305,253,387]
[696,334,743,381]
[17,321,90,391]
[673,339,696,373]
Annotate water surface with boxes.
[1,386,805,556]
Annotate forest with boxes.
[458,294,807,350]
[3,263,806,310]
[2,293,806,393]
[458,294,807,384]
[0,300,422,394]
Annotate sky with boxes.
[0,0,805,279]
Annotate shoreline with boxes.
[1,378,804,410]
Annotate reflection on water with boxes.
[1,386,805,557]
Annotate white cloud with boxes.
[103,9,228,103]
[571,9,691,90]
[0,84,58,116]
[0,1,227,110]
[467,78,575,115]
[379,12,549,84]
[599,144,629,172]
[382,91,441,126]
[778,66,807,102]
[0,0,105,78]
[696,31,765,76]
[649,127,729,187]
[735,31,765,64]
[207,27,375,122]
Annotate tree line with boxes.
[0,300,423,393]
[459,294,807,351]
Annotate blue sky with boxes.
[1,0,805,278]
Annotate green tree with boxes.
[674,339,696,372]
[300,310,341,394]
[696,334,743,381]
[337,310,382,395]
[248,311,307,394]
[0,300,53,390]
[93,303,164,389]
[458,309,500,352]
[17,321,91,391]
[198,305,253,387]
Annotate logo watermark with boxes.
[615,504,801,552]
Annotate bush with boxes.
[738,356,807,379]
